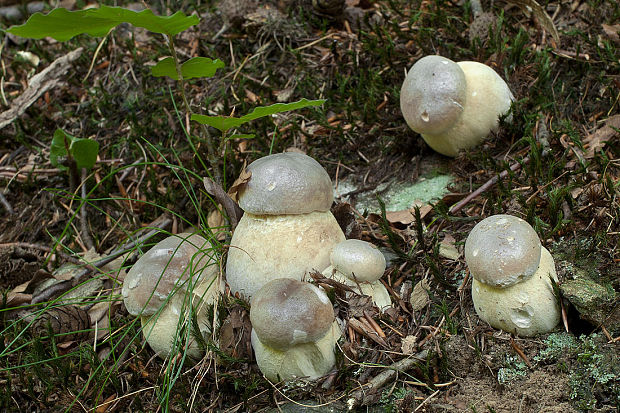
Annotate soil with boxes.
[0,0,618,412]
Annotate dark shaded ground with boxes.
[0,0,619,412]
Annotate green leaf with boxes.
[50,129,100,170]
[191,99,326,132]
[151,57,225,80]
[7,6,199,41]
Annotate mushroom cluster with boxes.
[122,233,222,359]
[400,55,513,157]
[250,278,341,382]
[323,239,391,311]
[465,215,560,336]
[226,152,345,299]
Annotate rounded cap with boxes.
[465,215,541,287]
[122,233,216,316]
[330,239,386,283]
[400,55,467,136]
[250,279,334,351]
[238,152,334,215]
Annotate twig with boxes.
[0,191,13,214]
[80,169,95,250]
[449,157,530,214]
[346,349,429,410]
[470,0,483,18]
[203,177,244,230]
[0,48,83,129]
[30,216,172,304]
[0,242,83,265]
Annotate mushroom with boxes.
[400,55,514,157]
[250,278,341,381]
[323,239,391,310]
[464,214,560,336]
[122,233,222,359]
[226,152,346,299]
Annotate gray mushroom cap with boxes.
[238,152,334,215]
[122,233,216,316]
[400,55,467,136]
[464,215,542,288]
[330,239,386,283]
[250,278,334,351]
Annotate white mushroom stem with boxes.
[140,274,221,359]
[251,321,341,382]
[227,211,345,299]
[471,247,560,337]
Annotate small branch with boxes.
[0,48,83,129]
[0,191,13,214]
[346,349,429,410]
[166,36,222,184]
[203,177,244,230]
[80,168,95,250]
[470,0,483,18]
[449,157,530,214]
[29,216,172,304]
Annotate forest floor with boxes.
[0,0,618,412]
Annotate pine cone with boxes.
[31,305,91,342]
[312,0,345,17]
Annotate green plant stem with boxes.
[166,35,222,184]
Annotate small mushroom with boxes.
[226,152,345,299]
[122,233,222,359]
[400,55,514,157]
[465,215,560,336]
[323,239,391,310]
[250,278,341,382]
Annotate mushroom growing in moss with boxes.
[250,278,341,382]
[122,233,222,359]
[226,152,345,299]
[323,239,391,311]
[465,215,560,336]
[400,55,513,157]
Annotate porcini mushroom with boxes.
[250,278,341,381]
[226,152,345,299]
[323,239,391,310]
[122,233,222,358]
[465,214,560,336]
[400,55,514,157]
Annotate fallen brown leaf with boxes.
[584,114,620,158]
[506,0,560,46]
[602,24,620,45]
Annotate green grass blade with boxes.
[7,6,199,41]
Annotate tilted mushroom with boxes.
[226,152,345,299]
[122,233,222,359]
[323,239,391,310]
[250,278,341,381]
[465,215,560,336]
[400,55,514,157]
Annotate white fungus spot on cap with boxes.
[293,329,308,342]
[472,91,477,97]
[472,249,479,257]
[441,60,449,64]
[310,284,330,305]
[150,248,173,258]
[127,275,140,289]
[266,181,276,191]
[421,111,430,122]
